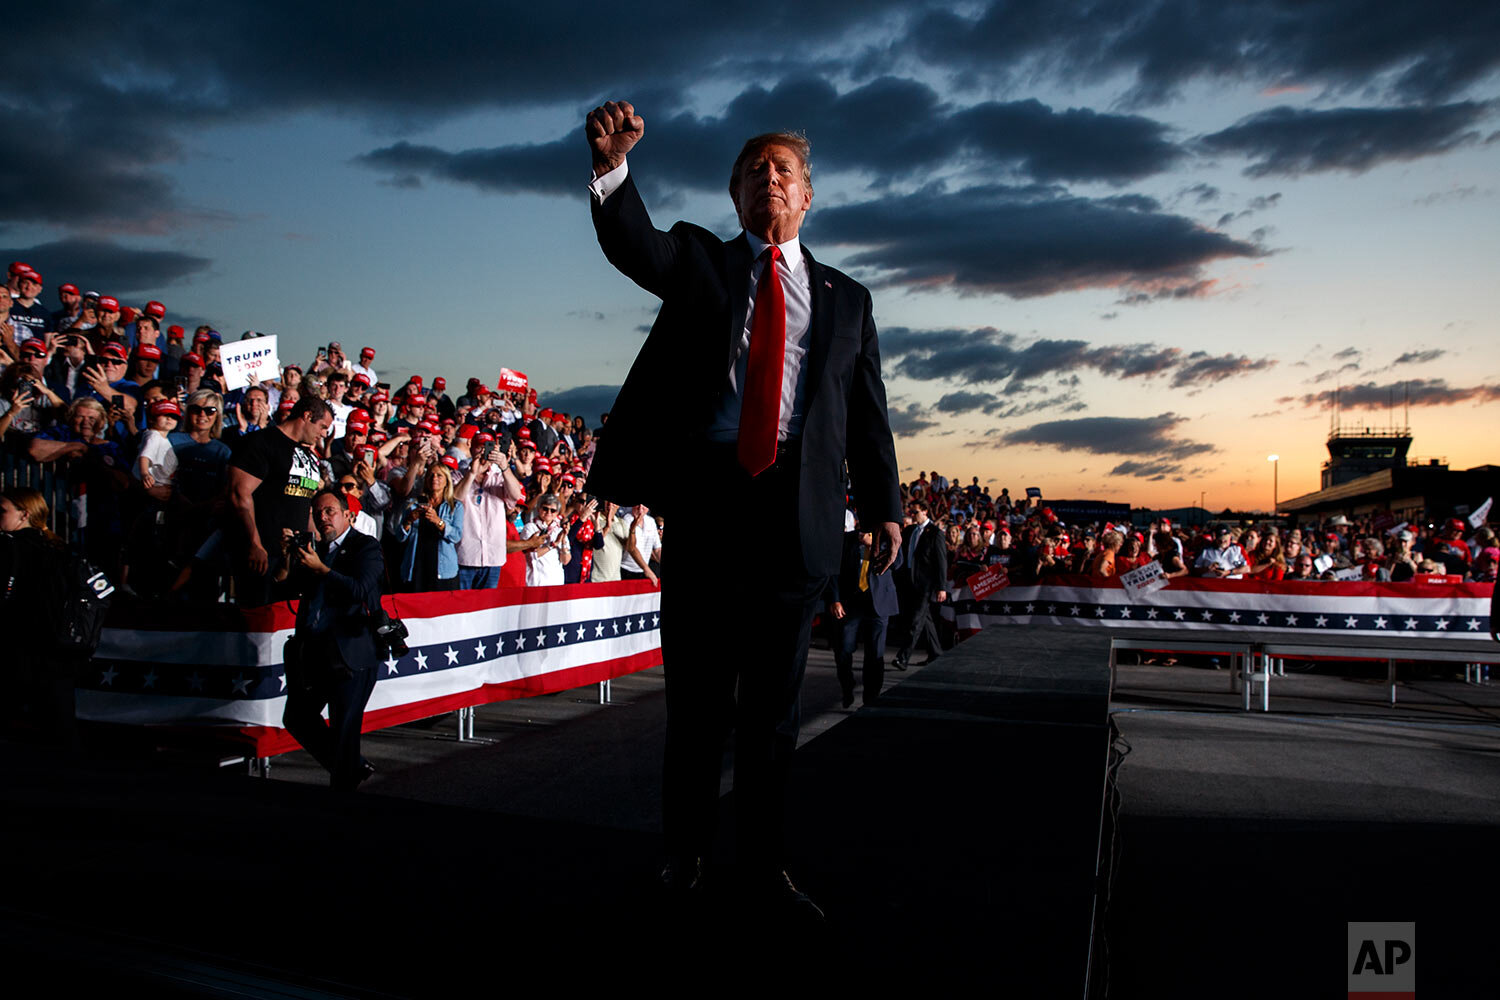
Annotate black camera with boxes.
[373,609,409,658]
[293,530,315,549]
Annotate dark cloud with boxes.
[935,390,1001,414]
[888,402,939,438]
[1289,378,1500,408]
[1168,351,1277,388]
[1332,347,1362,360]
[905,0,1500,105]
[878,326,1269,393]
[1306,362,1362,384]
[1200,103,1492,177]
[932,388,1084,419]
[1115,279,1219,305]
[1109,459,1187,479]
[1391,349,1445,365]
[356,78,1185,196]
[1182,183,1220,204]
[813,184,1263,298]
[538,384,621,421]
[1000,413,1216,462]
[0,239,211,294]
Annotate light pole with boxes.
[1267,454,1279,517]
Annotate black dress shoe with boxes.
[357,759,376,785]
[759,871,824,923]
[659,857,706,893]
[891,657,908,672]
[840,687,855,709]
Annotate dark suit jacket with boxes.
[901,520,948,598]
[827,531,902,618]
[586,173,901,577]
[291,529,384,672]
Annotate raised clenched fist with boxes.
[586,100,644,178]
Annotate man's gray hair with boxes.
[729,131,812,195]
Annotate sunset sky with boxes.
[5,1,1497,511]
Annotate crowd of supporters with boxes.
[1,261,1493,613]
[0,262,663,607]
[893,469,1497,592]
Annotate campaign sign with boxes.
[1385,521,1409,538]
[966,564,1010,600]
[497,367,529,392]
[1416,574,1463,585]
[1025,486,1043,498]
[1119,559,1169,599]
[1469,496,1492,528]
[1313,554,1334,575]
[1332,566,1365,581]
[220,335,280,391]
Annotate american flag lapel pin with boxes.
[824,280,833,289]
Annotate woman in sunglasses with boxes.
[519,491,570,587]
[396,459,465,591]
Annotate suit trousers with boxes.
[283,634,377,791]
[835,613,888,703]
[661,441,828,873]
[898,595,942,663]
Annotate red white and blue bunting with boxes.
[79,581,662,748]
[946,575,1493,640]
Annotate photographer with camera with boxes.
[273,487,384,792]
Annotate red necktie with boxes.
[738,245,785,476]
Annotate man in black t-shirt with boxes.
[228,396,333,606]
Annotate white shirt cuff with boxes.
[588,160,629,205]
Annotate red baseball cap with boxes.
[19,340,47,357]
[167,324,185,339]
[144,300,166,318]
[440,455,460,472]
[181,352,204,368]
[59,283,79,295]
[8,262,31,276]
[101,343,128,360]
[433,377,446,391]
[119,306,137,324]
[98,295,120,312]
[135,344,163,360]
[360,346,375,358]
[457,424,477,440]
[148,398,182,418]
[347,419,370,435]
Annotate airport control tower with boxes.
[1321,421,1415,488]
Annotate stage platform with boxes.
[5,624,1495,993]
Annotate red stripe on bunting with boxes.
[233,648,661,757]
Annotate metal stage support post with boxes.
[598,679,612,705]
[467,705,475,739]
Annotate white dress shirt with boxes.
[590,159,812,443]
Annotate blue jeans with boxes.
[458,566,502,590]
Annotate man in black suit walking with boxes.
[828,523,903,708]
[894,498,947,670]
[583,100,902,916]
[277,487,384,792]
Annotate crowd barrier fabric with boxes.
[945,575,1493,642]
[79,581,663,755]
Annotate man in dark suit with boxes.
[583,100,902,915]
[894,498,947,670]
[277,487,384,792]
[827,523,904,708]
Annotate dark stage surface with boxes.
[4,625,1496,994]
